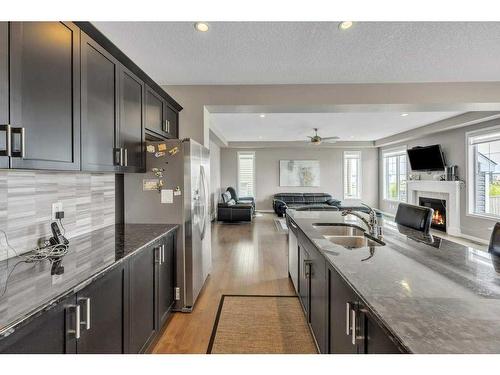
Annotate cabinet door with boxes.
[81,32,119,172]
[362,310,403,354]
[309,248,327,353]
[9,22,81,170]
[0,22,8,169]
[76,265,124,354]
[145,86,165,138]
[128,244,158,353]
[158,233,175,327]
[118,67,144,172]
[164,104,178,139]
[0,294,77,354]
[328,266,358,354]
[287,224,299,292]
[298,245,310,319]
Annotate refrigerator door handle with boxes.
[199,166,208,240]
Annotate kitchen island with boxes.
[287,210,500,354]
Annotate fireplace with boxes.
[419,197,447,232]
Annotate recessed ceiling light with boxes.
[338,21,353,30]
[194,22,209,32]
[401,113,409,117]
[259,114,266,118]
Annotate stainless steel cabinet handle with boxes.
[79,298,91,330]
[124,148,128,167]
[351,309,357,345]
[11,127,25,158]
[114,148,122,166]
[70,305,81,340]
[161,244,165,263]
[156,246,162,265]
[303,259,312,278]
[0,124,11,157]
[165,120,170,133]
[289,221,297,229]
[346,302,351,335]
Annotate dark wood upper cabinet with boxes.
[118,67,145,172]
[145,85,179,140]
[8,22,81,170]
[164,104,178,139]
[0,294,77,354]
[80,32,119,172]
[128,243,158,353]
[76,265,124,354]
[0,22,8,169]
[145,86,165,138]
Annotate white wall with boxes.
[378,118,500,241]
[221,147,378,211]
[209,139,221,220]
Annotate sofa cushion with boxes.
[221,191,232,203]
[326,198,341,206]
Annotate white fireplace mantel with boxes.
[407,180,462,236]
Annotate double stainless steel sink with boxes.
[312,223,385,249]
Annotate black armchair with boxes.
[395,203,434,234]
[488,222,500,257]
[226,187,255,211]
[217,191,253,222]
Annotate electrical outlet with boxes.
[52,202,63,220]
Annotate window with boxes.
[237,151,255,197]
[467,127,500,218]
[343,151,362,199]
[383,148,407,202]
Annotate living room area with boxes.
[207,104,498,249]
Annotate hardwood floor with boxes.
[152,213,295,354]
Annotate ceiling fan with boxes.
[307,128,340,145]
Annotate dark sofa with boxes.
[218,191,254,222]
[272,193,372,217]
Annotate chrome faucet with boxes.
[341,203,383,240]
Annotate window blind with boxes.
[238,152,255,197]
[343,151,361,199]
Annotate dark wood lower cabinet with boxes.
[128,243,158,353]
[158,233,175,327]
[0,294,77,354]
[0,230,177,354]
[289,218,404,355]
[298,245,310,319]
[362,309,403,354]
[328,266,359,354]
[76,265,124,354]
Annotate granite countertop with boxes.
[287,210,500,354]
[0,223,178,338]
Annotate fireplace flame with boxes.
[432,210,445,225]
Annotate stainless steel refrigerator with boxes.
[124,139,211,312]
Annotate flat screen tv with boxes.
[407,145,446,171]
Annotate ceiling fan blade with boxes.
[321,136,340,141]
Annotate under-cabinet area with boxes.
[0,225,177,354]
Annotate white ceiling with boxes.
[93,22,500,85]
[210,112,463,142]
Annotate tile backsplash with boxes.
[0,171,115,261]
